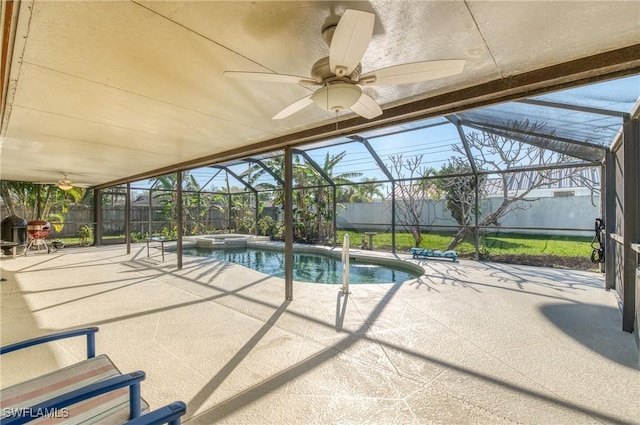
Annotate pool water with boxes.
[180,247,420,284]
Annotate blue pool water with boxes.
[180,247,420,284]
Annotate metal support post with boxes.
[284,147,294,301]
[176,171,183,270]
[622,117,638,332]
[604,150,616,290]
[125,183,131,255]
[93,188,102,246]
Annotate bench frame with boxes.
[1,327,185,425]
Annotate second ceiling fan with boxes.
[225,9,465,120]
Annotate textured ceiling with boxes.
[1,0,639,187]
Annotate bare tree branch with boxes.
[444,120,599,250]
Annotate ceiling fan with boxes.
[34,171,92,190]
[224,9,465,120]
[52,173,90,190]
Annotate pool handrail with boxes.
[342,234,350,294]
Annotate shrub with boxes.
[78,224,93,246]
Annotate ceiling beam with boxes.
[96,44,640,189]
[1,0,15,105]
[516,99,628,118]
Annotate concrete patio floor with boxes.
[1,244,639,424]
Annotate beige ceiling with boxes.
[1,0,639,188]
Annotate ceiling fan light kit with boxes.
[311,84,362,112]
[225,9,465,120]
[58,172,74,190]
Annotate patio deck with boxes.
[1,245,638,424]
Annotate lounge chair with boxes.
[409,247,457,262]
[0,327,186,425]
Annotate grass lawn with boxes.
[479,233,592,257]
[51,235,124,246]
[53,230,595,269]
[336,230,592,258]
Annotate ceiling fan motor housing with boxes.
[311,57,361,83]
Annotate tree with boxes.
[388,154,437,247]
[0,181,87,232]
[344,178,385,203]
[150,172,220,236]
[241,151,360,243]
[242,157,285,207]
[443,120,598,250]
[433,160,486,248]
[240,157,286,238]
[309,151,361,242]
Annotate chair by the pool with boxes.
[409,247,457,262]
[0,327,186,425]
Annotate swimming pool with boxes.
[179,246,421,284]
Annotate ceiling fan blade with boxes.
[329,9,375,76]
[224,71,318,86]
[60,179,90,186]
[350,93,382,119]
[359,60,465,86]
[273,96,314,119]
